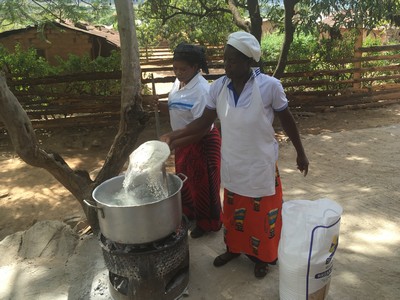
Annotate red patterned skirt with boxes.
[222,167,283,263]
[175,127,222,232]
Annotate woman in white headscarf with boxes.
[161,32,309,278]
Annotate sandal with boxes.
[213,251,240,267]
[254,262,269,278]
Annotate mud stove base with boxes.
[100,223,189,300]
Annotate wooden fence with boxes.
[1,44,400,129]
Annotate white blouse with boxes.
[168,73,210,131]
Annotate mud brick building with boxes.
[0,21,120,65]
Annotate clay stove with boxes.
[99,220,189,300]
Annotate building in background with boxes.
[0,21,120,65]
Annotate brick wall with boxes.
[0,27,95,65]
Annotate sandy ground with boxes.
[1,103,400,299]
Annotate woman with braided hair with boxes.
[157,42,222,238]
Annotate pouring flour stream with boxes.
[113,140,171,206]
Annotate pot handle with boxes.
[177,173,188,183]
[83,199,105,218]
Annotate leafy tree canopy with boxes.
[135,0,238,48]
[2,0,399,42]
[296,0,400,36]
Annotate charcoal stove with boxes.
[99,220,189,300]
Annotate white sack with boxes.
[278,199,343,300]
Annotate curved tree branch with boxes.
[273,0,300,79]
[227,0,251,32]
[0,74,94,215]
[31,0,66,23]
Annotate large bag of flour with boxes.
[278,199,342,300]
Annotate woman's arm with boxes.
[157,100,169,114]
[276,107,309,176]
[170,126,211,149]
[161,108,217,150]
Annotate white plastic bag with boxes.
[278,199,343,300]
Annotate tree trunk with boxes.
[247,0,263,71]
[273,0,300,79]
[247,0,262,43]
[95,0,147,186]
[227,0,264,70]
[0,0,147,234]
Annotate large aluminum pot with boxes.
[84,173,186,244]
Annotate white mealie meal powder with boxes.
[113,141,171,206]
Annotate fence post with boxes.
[353,27,363,90]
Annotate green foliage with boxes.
[260,32,284,63]
[260,29,375,90]
[0,44,122,96]
[51,51,121,96]
[310,31,358,89]
[361,34,400,85]
[136,0,237,49]
[363,34,384,47]
[298,0,400,34]
[80,0,115,25]
[259,1,285,31]
[54,50,121,73]
[315,30,358,64]
[0,0,37,30]
[0,44,56,78]
[261,32,320,74]
[134,15,163,49]
[0,44,122,76]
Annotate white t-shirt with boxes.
[206,68,288,124]
[168,73,210,130]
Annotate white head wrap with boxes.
[226,31,261,62]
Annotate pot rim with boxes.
[92,173,183,208]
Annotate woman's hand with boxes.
[160,133,172,146]
[296,154,309,176]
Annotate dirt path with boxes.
[1,104,400,299]
[1,104,399,239]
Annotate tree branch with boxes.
[159,3,230,24]
[273,0,300,79]
[227,0,251,32]
[0,74,93,206]
[145,0,231,25]
[31,0,66,23]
